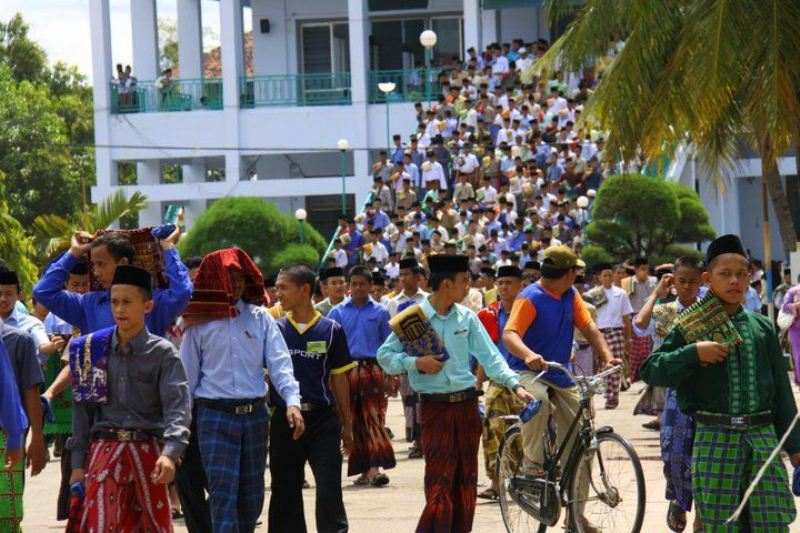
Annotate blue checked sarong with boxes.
[660,387,695,512]
[197,402,269,533]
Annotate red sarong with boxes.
[417,398,482,533]
[347,360,396,476]
[629,333,652,383]
[73,438,172,532]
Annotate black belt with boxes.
[695,411,772,431]
[93,429,154,442]
[420,388,482,403]
[196,397,265,415]
[299,402,331,412]
[599,327,623,333]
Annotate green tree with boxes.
[159,19,179,71]
[0,13,47,83]
[0,174,37,293]
[538,0,800,257]
[178,197,327,275]
[583,174,715,265]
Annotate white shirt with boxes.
[422,161,447,190]
[385,261,400,280]
[595,286,634,329]
[479,185,498,204]
[366,241,389,264]
[491,56,510,77]
[387,289,429,317]
[458,153,479,174]
[334,248,348,268]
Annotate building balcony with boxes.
[240,72,352,107]
[110,78,223,114]
[368,69,441,104]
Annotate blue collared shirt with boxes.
[33,249,193,336]
[180,300,301,407]
[377,297,520,394]
[4,306,49,363]
[44,312,73,336]
[0,336,27,450]
[328,298,391,359]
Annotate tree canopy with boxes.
[582,174,715,266]
[178,197,326,276]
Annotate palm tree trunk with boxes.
[762,156,797,257]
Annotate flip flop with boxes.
[370,473,390,487]
[667,501,687,532]
[353,475,370,486]
[477,488,498,501]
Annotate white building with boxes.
[89,0,554,237]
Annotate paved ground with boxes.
[20,383,800,532]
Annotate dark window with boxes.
[369,0,427,11]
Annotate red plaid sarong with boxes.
[600,328,625,408]
[71,438,172,532]
[347,360,396,476]
[418,397,482,533]
[628,333,652,383]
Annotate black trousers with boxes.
[175,419,212,533]
[268,407,348,533]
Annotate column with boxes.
[463,0,481,54]
[89,0,116,195]
[177,0,203,80]
[225,153,242,184]
[481,9,498,45]
[130,0,160,81]
[347,0,371,212]
[220,0,244,109]
[139,201,163,227]
[182,158,207,229]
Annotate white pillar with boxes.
[220,0,244,108]
[181,159,207,228]
[225,153,242,184]
[89,0,116,195]
[177,0,203,79]
[139,201,163,227]
[131,0,160,81]
[347,0,371,213]
[481,9,498,46]
[463,0,481,55]
[137,160,161,185]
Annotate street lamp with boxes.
[419,29,437,105]
[378,81,396,154]
[337,138,350,216]
[295,208,307,243]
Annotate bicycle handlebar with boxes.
[529,361,622,392]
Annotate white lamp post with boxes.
[419,30,437,104]
[337,138,350,216]
[295,208,308,243]
[378,81,397,153]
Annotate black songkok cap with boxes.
[111,265,151,292]
[70,261,90,276]
[524,261,541,270]
[706,234,746,265]
[428,255,469,274]
[497,266,523,278]
[480,267,496,277]
[320,267,345,281]
[0,270,19,286]
[399,258,418,271]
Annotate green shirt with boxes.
[640,309,800,454]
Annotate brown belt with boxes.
[93,429,154,442]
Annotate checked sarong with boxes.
[692,422,795,531]
[0,433,23,533]
[481,381,524,482]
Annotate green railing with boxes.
[110,78,223,113]
[240,72,352,108]
[368,69,442,104]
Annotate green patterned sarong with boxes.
[43,356,72,436]
[693,422,795,532]
[0,433,23,533]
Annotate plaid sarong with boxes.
[600,328,625,408]
[43,355,72,435]
[0,433,23,532]
[629,333,652,383]
[692,422,795,530]
[661,388,695,512]
[347,360,396,476]
[482,381,525,482]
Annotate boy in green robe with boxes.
[641,234,800,532]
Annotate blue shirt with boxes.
[328,298,391,359]
[273,312,356,408]
[33,249,193,336]
[745,287,762,313]
[0,337,27,450]
[180,300,301,406]
[44,312,73,336]
[377,297,520,394]
[4,305,49,363]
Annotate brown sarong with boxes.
[347,360,396,476]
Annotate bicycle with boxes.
[497,362,645,533]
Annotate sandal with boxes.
[370,473,390,487]
[666,501,687,532]
[353,475,370,486]
[408,446,423,459]
[477,487,498,501]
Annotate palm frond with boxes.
[83,190,148,232]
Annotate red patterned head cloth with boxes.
[182,247,265,322]
[90,226,171,290]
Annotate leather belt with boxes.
[196,397,265,415]
[695,411,772,431]
[93,429,154,442]
[300,402,330,412]
[420,388,482,403]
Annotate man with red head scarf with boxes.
[179,248,303,532]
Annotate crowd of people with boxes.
[0,36,799,533]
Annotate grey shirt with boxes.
[629,276,657,313]
[71,327,190,469]
[2,324,45,400]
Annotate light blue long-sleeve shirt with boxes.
[377,297,520,394]
[179,300,301,407]
[329,298,391,359]
[0,336,27,449]
[4,305,49,364]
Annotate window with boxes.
[369,0,427,11]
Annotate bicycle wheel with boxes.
[497,426,547,533]
[567,431,645,533]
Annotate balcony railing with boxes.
[110,78,223,114]
[240,73,352,108]
[368,69,442,104]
